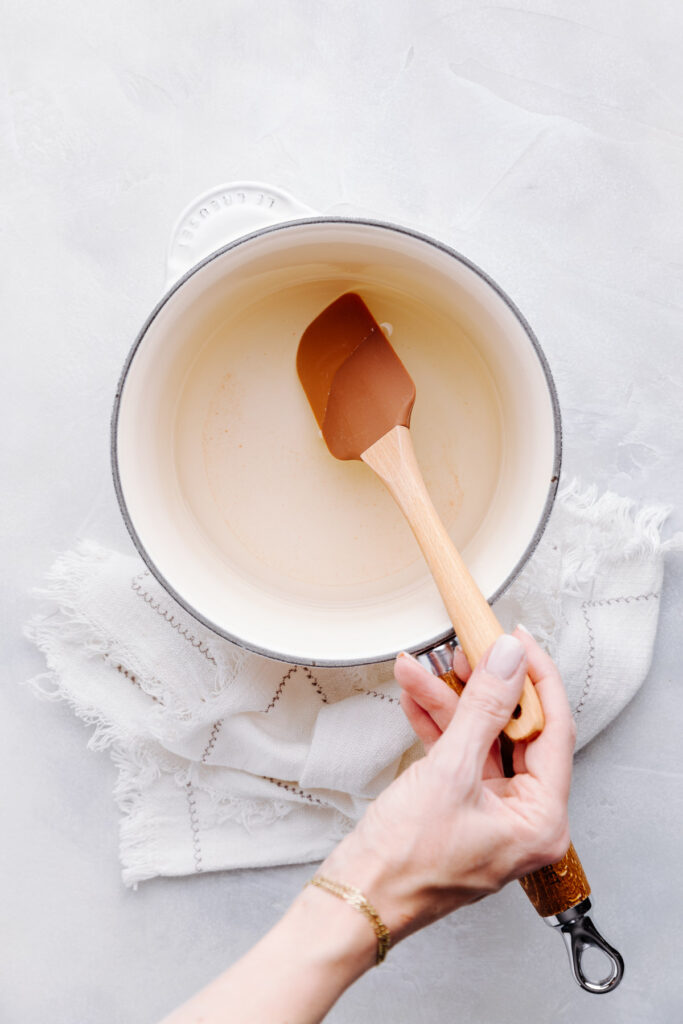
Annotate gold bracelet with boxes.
[305,875,391,965]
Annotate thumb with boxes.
[442,634,527,775]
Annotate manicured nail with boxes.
[487,635,524,680]
[517,623,531,635]
[397,651,418,662]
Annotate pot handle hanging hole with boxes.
[164,181,317,289]
[546,900,624,994]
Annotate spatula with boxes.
[297,291,543,742]
[296,293,625,994]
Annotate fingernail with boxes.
[487,635,524,680]
[517,623,531,635]
[397,651,418,662]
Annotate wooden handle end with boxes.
[503,675,544,742]
[438,667,544,742]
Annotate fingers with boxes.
[394,652,460,734]
[395,652,503,778]
[513,628,575,801]
[399,691,442,750]
[441,635,527,778]
[452,647,472,683]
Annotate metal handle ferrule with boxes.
[416,639,457,676]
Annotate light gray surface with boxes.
[2,2,682,1021]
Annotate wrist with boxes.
[282,882,378,982]
[319,835,415,943]
[319,829,454,944]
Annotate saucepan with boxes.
[111,182,623,993]
[112,181,560,667]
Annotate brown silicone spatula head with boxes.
[296,292,416,460]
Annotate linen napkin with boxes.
[26,481,679,886]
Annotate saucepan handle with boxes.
[164,180,317,289]
[521,850,623,994]
[419,643,623,993]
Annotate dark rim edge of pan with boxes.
[111,216,562,668]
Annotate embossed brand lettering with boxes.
[175,189,278,248]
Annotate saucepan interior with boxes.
[113,219,560,666]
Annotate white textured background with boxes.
[2,2,682,1021]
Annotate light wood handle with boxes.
[440,670,590,917]
[363,426,544,741]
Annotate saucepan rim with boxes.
[111,216,562,667]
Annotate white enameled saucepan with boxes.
[112,181,561,667]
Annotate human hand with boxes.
[319,629,576,943]
[161,632,577,1024]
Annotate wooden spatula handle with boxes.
[362,426,544,741]
[440,669,590,916]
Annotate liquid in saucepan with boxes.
[173,275,502,604]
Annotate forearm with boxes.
[159,884,376,1024]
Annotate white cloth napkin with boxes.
[26,481,679,887]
